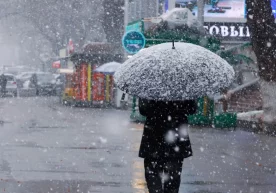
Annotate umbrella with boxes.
[114,42,235,101]
[94,62,121,75]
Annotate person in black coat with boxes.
[139,98,197,193]
[0,74,7,97]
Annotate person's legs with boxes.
[0,87,4,97]
[144,158,163,193]
[163,158,184,193]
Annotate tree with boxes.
[0,0,106,68]
[22,0,105,53]
[101,0,125,61]
[246,0,276,129]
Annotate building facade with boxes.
[165,0,250,46]
[127,0,160,23]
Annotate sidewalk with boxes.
[1,97,275,193]
[237,110,276,136]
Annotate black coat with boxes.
[0,75,7,88]
[138,99,197,159]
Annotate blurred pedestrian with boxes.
[0,74,7,97]
[30,74,38,95]
[139,99,197,193]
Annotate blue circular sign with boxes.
[122,31,146,54]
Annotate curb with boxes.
[237,120,276,137]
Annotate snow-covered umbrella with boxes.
[114,42,235,101]
[94,62,121,75]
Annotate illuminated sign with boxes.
[122,31,146,54]
[272,0,276,18]
[204,22,250,41]
[176,0,276,19]
[176,0,246,19]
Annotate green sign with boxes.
[122,30,146,54]
[126,21,143,32]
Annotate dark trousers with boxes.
[144,158,184,193]
[0,86,5,97]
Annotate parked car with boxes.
[4,73,17,97]
[16,71,38,89]
[53,74,62,85]
[16,71,39,82]
[33,73,57,96]
[53,74,65,96]
[16,72,57,96]
[3,66,37,76]
[15,72,39,97]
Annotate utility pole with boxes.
[124,0,129,33]
[123,0,129,61]
[197,0,204,26]
[156,0,159,16]
[168,0,176,11]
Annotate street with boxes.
[0,97,275,193]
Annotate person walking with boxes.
[0,74,7,97]
[138,98,197,193]
[114,42,234,192]
[30,74,38,95]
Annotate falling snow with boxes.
[0,0,275,192]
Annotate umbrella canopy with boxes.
[114,42,235,101]
[94,62,121,75]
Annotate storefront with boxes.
[123,1,258,124]
[60,43,122,107]
[166,0,249,47]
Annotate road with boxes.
[0,97,275,193]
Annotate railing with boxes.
[215,78,260,101]
[214,78,260,113]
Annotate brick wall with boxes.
[227,87,263,113]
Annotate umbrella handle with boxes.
[121,93,126,101]
[121,88,128,101]
[172,40,175,49]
